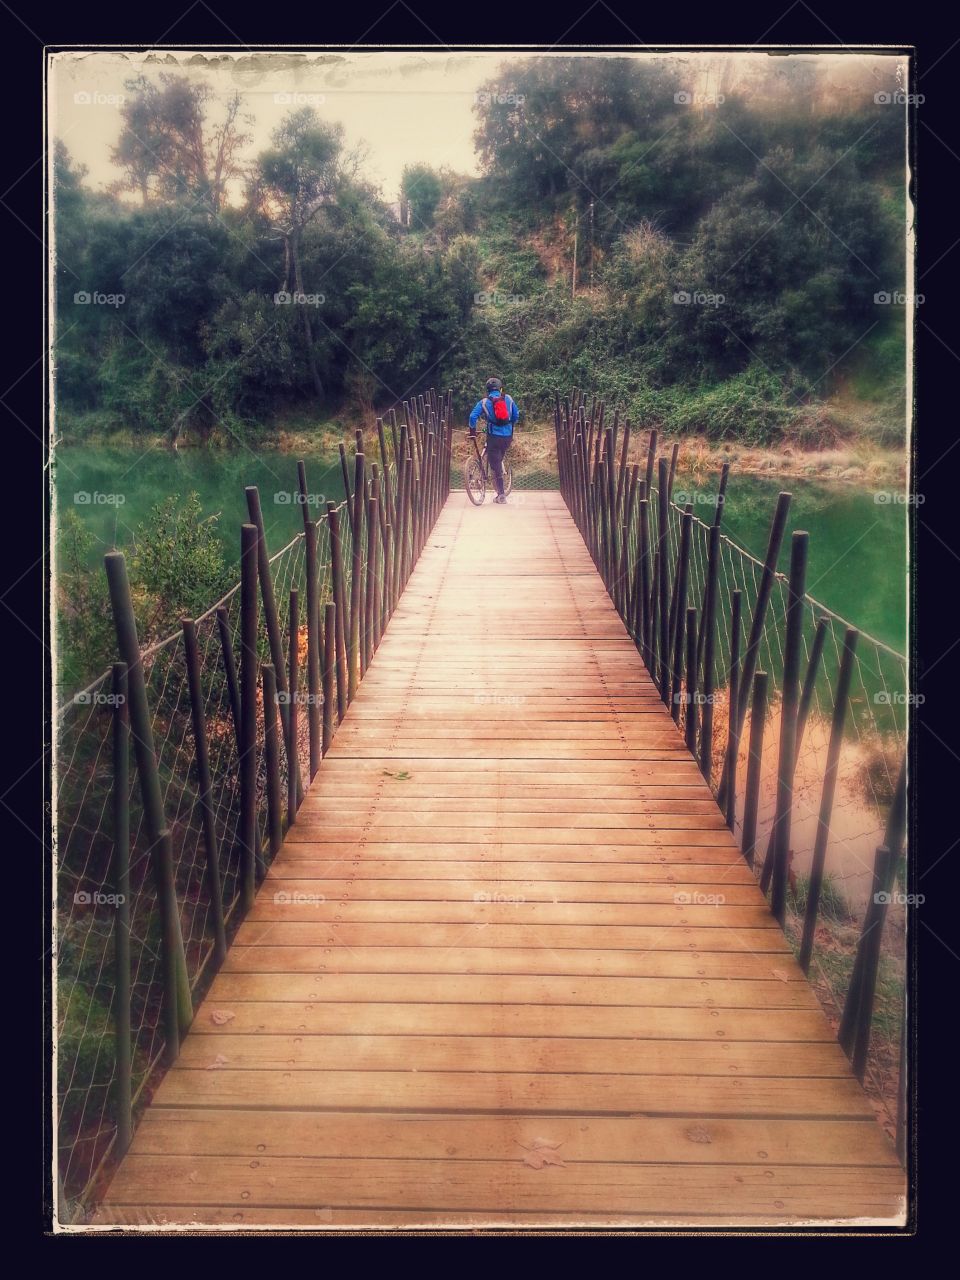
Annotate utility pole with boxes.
[572,208,578,300]
[589,200,595,290]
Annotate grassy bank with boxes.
[57,408,908,490]
[504,421,907,489]
[785,876,904,1145]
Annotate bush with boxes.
[789,872,854,924]
[130,493,232,644]
[57,511,115,693]
[97,342,199,437]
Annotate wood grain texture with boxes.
[99,492,903,1230]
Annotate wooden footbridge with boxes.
[61,394,907,1230]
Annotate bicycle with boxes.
[464,429,513,506]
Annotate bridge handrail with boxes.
[554,390,909,1163]
[58,505,354,721]
[54,391,454,1222]
[664,494,907,663]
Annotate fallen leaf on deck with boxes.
[210,1010,236,1025]
[518,1137,566,1169]
[523,1149,567,1169]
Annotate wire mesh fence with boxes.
[660,493,907,882]
[55,527,314,1215]
[449,426,562,491]
[555,394,910,1145]
[659,494,908,1120]
[53,395,452,1221]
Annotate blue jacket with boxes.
[469,391,519,439]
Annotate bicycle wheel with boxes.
[502,458,514,497]
[465,455,486,505]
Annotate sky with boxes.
[48,49,906,203]
[50,50,519,201]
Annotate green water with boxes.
[673,470,908,654]
[54,447,908,653]
[54,446,347,564]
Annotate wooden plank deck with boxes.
[98,491,904,1230]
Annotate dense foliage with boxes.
[58,495,232,692]
[55,57,908,443]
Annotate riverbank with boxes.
[510,425,908,489]
[335,426,907,490]
[57,417,908,491]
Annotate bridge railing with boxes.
[54,391,454,1221]
[554,390,910,1161]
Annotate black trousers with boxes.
[486,436,511,496]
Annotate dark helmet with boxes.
[485,377,503,394]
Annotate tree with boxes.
[473,57,681,204]
[52,56,906,445]
[401,163,442,229]
[111,73,250,211]
[53,142,89,311]
[250,110,347,397]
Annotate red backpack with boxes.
[485,394,511,424]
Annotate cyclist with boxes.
[467,377,520,504]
